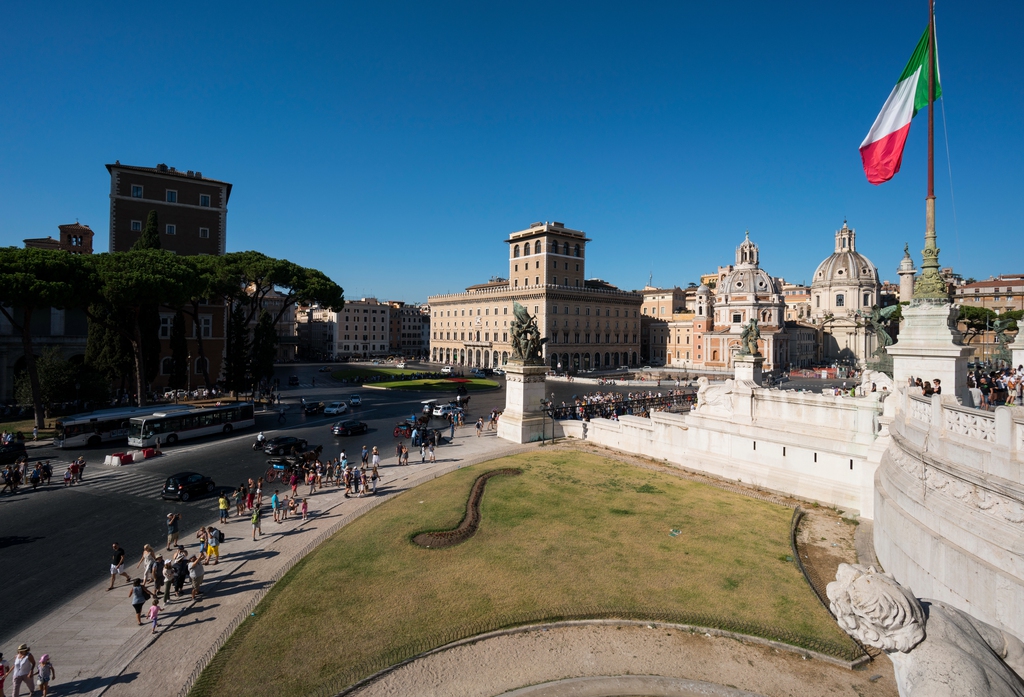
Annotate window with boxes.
[166,224,176,235]
[863,293,870,307]
[200,316,212,338]
[131,220,142,231]
[574,244,581,257]
[199,228,209,239]
[513,245,520,258]
[161,357,174,374]
[835,294,845,307]
[166,190,177,203]
[199,194,211,207]
[534,241,541,254]
[535,276,540,285]
[732,313,742,323]
[131,185,143,198]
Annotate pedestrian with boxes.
[251,505,262,540]
[129,578,152,625]
[76,457,86,482]
[271,490,281,523]
[63,466,72,487]
[10,645,35,697]
[135,544,156,585]
[189,555,204,599]
[396,440,404,461]
[148,600,161,634]
[161,560,175,603]
[151,553,164,592]
[234,486,245,516]
[166,513,182,550]
[449,417,455,440]
[428,442,435,462]
[32,425,38,441]
[0,651,8,697]
[371,446,380,469]
[108,543,131,590]
[206,527,220,565]
[300,498,308,520]
[287,496,298,518]
[476,417,483,437]
[359,467,369,497]
[172,549,189,597]
[371,465,379,494]
[245,479,255,510]
[420,442,426,463]
[218,492,229,523]
[278,406,286,422]
[361,445,369,466]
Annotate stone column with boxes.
[1010,332,1024,369]
[497,362,549,444]
[886,300,973,405]
[733,354,763,386]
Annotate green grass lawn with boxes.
[376,377,499,391]
[192,451,856,696]
[330,367,421,380]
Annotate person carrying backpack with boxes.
[251,505,262,540]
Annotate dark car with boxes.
[0,441,28,465]
[161,471,215,501]
[288,375,300,386]
[263,436,308,456]
[332,419,368,436]
[302,401,324,415]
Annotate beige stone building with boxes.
[640,285,687,365]
[428,221,642,372]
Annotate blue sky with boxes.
[2,1,1021,303]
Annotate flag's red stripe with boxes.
[860,122,912,185]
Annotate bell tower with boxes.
[507,221,590,290]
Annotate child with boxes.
[300,498,308,520]
[37,653,56,696]
[148,600,161,634]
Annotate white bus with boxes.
[127,402,256,447]
[54,406,192,449]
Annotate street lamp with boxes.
[187,354,192,397]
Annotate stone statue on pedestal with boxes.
[738,318,761,357]
[509,302,547,365]
[827,564,1024,696]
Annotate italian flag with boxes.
[860,27,942,185]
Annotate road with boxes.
[0,362,695,641]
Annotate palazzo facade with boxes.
[428,221,642,372]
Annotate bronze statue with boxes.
[738,318,761,357]
[857,305,901,356]
[510,302,547,364]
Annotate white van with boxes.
[441,365,453,375]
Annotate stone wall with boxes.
[556,385,885,517]
[874,388,1024,641]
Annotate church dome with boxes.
[811,222,878,289]
[717,231,779,300]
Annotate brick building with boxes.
[106,162,231,255]
[106,162,232,392]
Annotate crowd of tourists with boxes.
[550,389,693,420]
[967,366,1023,410]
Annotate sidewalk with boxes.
[2,426,529,697]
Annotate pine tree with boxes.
[250,310,278,394]
[132,211,161,250]
[168,310,189,389]
[223,303,250,395]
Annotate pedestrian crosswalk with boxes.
[64,469,223,508]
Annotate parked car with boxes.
[288,375,300,386]
[396,361,407,369]
[263,436,308,456]
[433,403,464,418]
[324,401,348,416]
[331,419,368,436]
[302,400,324,415]
[349,395,362,406]
[0,441,28,465]
[492,368,505,376]
[441,365,453,375]
[161,472,216,501]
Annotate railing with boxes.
[908,395,932,425]
[549,393,695,421]
[942,403,996,443]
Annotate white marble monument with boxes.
[497,363,548,443]
[886,300,973,404]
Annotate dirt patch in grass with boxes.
[192,451,859,697]
[412,468,522,548]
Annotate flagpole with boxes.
[915,0,946,299]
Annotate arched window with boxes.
[161,357,174,375]
[835,294,845,307]
[194,357,208,375]
[534,241,541,254]
[523,243,530,256]
[550,240,558,253]
[513,245,520,258]
[563,242,570,255]
[712,350,719,361]
[574,244,581,257]
[501,351,508,365]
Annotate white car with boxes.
[396,361,407,369]
[441,365,453,375]
[349,395,363,407]
[433,403,463,418]
[324,401,348,416]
